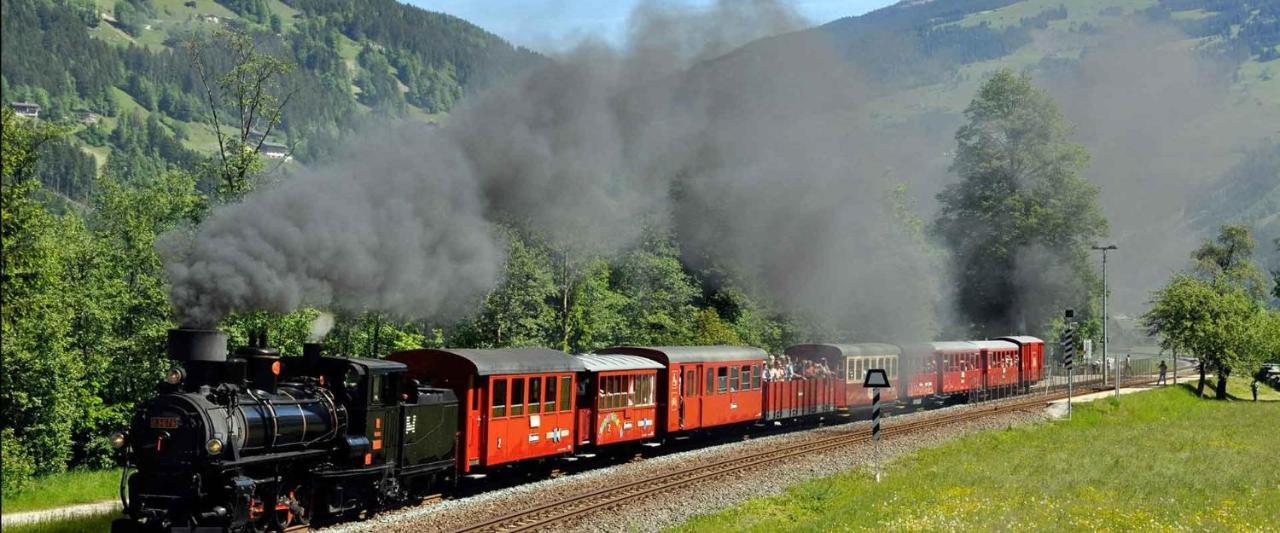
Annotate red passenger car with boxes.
[902,342,982,396]
[974,340,1020,390]
[573,354,665,446]
[784,344,900,407]
[999,336,1045,389]
[389,348,584,473]
[597,346,766,432]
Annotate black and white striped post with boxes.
[1063,309,1076,420]
[863,368,891,483]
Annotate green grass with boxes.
[1,469,121,513]
[3,513,119,533]
[1201,375,1280,402]
[676,385,1280,532]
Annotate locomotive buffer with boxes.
[863,368,891,482]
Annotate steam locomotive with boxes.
[111,329,1043,532]
[110,329,458,532]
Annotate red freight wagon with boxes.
[999,336,1046,389]
[785,343,901,407]
[573,354,665,446]
[974,340,1021,390]
[597,346,766,432]
[389,348,585,473]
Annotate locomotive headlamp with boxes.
[109,431,128,449]
[163,367,185,385]
[205,438,224,455]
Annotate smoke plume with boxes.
[162,0,944,339]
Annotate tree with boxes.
[613,229,699,346]
[1192,224,1271,301]
[186,29,295,199]
[453,232,557,348]
[1,109,83,487]
[1144,275,1263,398]
[565,259,628,353]
[933,69,1108,337]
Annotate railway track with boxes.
[447,371,1177,533]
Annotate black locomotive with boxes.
[110,329,458,532]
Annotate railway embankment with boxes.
[677,383,1280,532]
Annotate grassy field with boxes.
[1,469,120,513]
[677,385,1280,531]
[3,513,119,533]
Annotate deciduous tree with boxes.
[187,29,295,199]
[1144,276,1263,398]
[933,69,1107,337]
[1192,224,1271,301]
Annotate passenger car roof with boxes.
[784,343,902,359]
[997,336,1044,345]
[576,354,665,372]
[971,340,1019,350]
[598,346,767,364]
[389,348,585,376]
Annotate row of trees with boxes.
[1145,224,1279,399]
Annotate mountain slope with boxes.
[1,0,543,191]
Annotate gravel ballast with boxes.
[321,401,1049,533]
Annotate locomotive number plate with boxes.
[150,417,180,429]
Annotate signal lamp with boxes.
[164,367,185,385]
[206,438,224,455]
[109,431,128,449]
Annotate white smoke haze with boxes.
[308,312,336,342]
[1038,23,1245,314]
[162,0,945,339]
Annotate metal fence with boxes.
[960,351,1188,405]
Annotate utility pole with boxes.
[1092,244,1118,398]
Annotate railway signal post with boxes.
[863,368,891,482]
[1063,309,1076,420]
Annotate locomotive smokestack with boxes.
[167,328,228,363]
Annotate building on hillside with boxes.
[200,14,221,24]
[259,141,292,161]
[10,101,40,118]
[76,110,101,125]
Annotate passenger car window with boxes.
[729,366,739,391]
[529,377,542,414]
[511,378,525,416]
[560,376,572,411]
[717,367,728,393]
[492,379,507,418]
[685,370,696,396]
[707,368,715,395]
[751,365,761,389]
[545,377,557,412]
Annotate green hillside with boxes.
[1,0,542,198]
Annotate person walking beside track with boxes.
[1158,360,1168,385]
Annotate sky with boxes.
[407,1,898,52]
